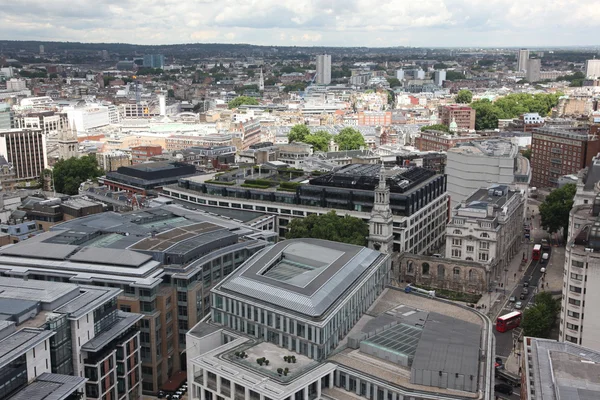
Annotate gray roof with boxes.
[411,312,480,377]
[81,311,142,351]
[0,242,79,260]
[584,159,600,191]
[0,328,55,368]
[0,277,79,307]
[8,373,86,400]
[54,286,121,319]
[217,239,385,318]
[69,247,152,267]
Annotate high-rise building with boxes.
[434,69,447,86]
[530,126,600,188]
[439,104,476,131]
[39,44,44,54]
[517,48,530,72]
[526,58,541,82]
[142,54,165,69]
[315,54,331,85]
[585,59,600,79]
[0,103,12,129]
[395,68,405,80]
[0,128,47,181]
[102,49,109,61]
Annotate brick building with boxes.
[531,126,600,188]
[131,145,163,164]
[357,111,392,126]
[415,130,480,152]
[439,105,476,131]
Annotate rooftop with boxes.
[450,139,518,158]
[81,311,142,351]
[0,328,54,368]
[217,238,387,318]
[460,185,517,211]
[8,373,86,400]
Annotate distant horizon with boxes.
[1,0,600,49]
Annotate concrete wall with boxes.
[26,338,52,381]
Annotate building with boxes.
[446,140,530,208]
[316,54,331,85]
[508,113,545,132]
[439,105,475,131]
[232,119,262,150]
[357,111,392,126]
[395,69,404,80]
[584,59,600,79]
[143,54,165,69]
[65,104,116,132]
[99,161,197,195]
[116,61,136,71]
[367,167,394,254]
[517,49,530,72]
[186,239,494,400]
[0,205,275,395]
[13,110,69,137]
[19,96,55,110]
[164,163,448,255]
[0,278,143,400]
[0,103,12,129]
[6,78,26,91]
[415,130,480,152]
[531,126,600,188]
[434,70,446,86]
[97,151,131,172]
[131,145,163,164]
[521,337,600,400]
[445,185,524,282]
[525,59,541,83]
[395,152,446,174]
[0,128,48,181]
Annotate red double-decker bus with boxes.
[532,244,542,261]
[496,311,522,332]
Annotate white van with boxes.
[541,253,549,264]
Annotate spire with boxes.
[378,163,387,190]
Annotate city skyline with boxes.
[2,0,600,48]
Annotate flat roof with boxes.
[0,328,54,368]
[81,311,142,351]
[8,373,86,400]
[218,239,385,318]
[54,286,121,319]
[0,277,79,304]
[69,247,153,267]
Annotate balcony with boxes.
[194,374,203,386]
[550,158,562,164]
[551,148,562,154]
[550,168,561,175]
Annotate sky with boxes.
[1,0,599,48]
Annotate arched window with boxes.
[453,229,462,235]
[480,233,489,238]
[453,267,461,281]
[407,261,414,274]
[468,269,477,282]
[422,262,430,276]
[437,264,445,279]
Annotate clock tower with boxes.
[368,165,394,254]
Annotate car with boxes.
[495,383,513,395]
[158,391,165,399]
[523,281,530,288]
[175,390,183,396]
[509,296,516,302]
[172,395,180,400]
[515,301,523,309]
[520,292,527,300]
[432,254,442,258]
[540,267,546,273]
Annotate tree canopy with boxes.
[334,127,366,150]
[285,211,369,246]
[539,183,576,239]
[228,96,258,109]
[522,292,560,338]
[445,71,466,81]
[455,89,473,104]
[556,71,585,87]
[288,124,310,143]
[386,77,401,88]
[52,155,103,195]
[522,148,532,161]
[420,124,450,133]
[304,130,332,152]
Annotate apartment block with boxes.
[415,130,480,152]
[0,128,48,180]
[439,105,476,131]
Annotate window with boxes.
[565,335,578,344]
[453,267,461,280]
[422,263,430,275]
[437,264,445,279]
[451,249,461,258]
[566,323,579,331]
[567,310,580,318]
[480,242,489,250]
[572,260,584,268]
[569,285,582,294]
[453,229,462,235]
[570,273,584,281]
[452,239,462,246]
[479,253,489,262]
[568,298,581,306]
[468,269,477,282]
[480,233,489,238]
[466,245,474,252]
[406,261,414,274]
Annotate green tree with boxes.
[455,90,473,104]
[167,89,175,98]
[288,124,310,143]
[228,96,258,109]
[420,124,450,133]
[445,71,466,81]
[304,130,332,152]
[334,127,366,150]
[387,77,401,88]
[471,99,502,130]
[522,292,560,338]
[539,183,576,240]
[285,211,369,246]
[52,155,103,195]
[522,148,532,160]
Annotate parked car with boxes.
[515,301,523,309]
[495,383,513,395]
[541,252,549,264]
[540,267,546,273]
[509,296,516,302]
[158,391,165,399]
[523,281,529,288]
[520,292,527,300]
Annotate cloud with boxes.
[0,0,598,46]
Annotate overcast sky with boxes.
[2,0,599,47]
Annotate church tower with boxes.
[58,120,78,160]
[258,68,265,91]
[368,164,394,254]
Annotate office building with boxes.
[0,129,48,181]
[164,163,448,255]
[521,337,600,399]
[13,110,69,136]
[357,111,392,126]
[395,69,404,80]
[434,70,446,86]
[584,59,600,79]
[0,103,12,129]
[0,205,275,394]
[143,54,165,69]
[131,145,163,164]
[517,48,530,72]
[404,68,426,80]
[446,140,530,208]
[439,105,476,131]
[531,126,600,188]
[445,185,524,280]
[316,55,331,85]
[525,59,541,83]
[0,278,143,400]
[6,78,26,91]
[97,151,131,172]
[186,239,495,400]
[416,131,480,152]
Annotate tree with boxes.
[285,211,369,246]
[522,148,532,160]
[445,71,466,81]
[420,124,450,133]
[386,77,401,88]
[52,155,103,195]
[455,90,473,104]
[304,130,332,152]
[288,124,310,143]
[471,99,502,130]
[228,96,258,109]
[539,183,576,240]
[522,292,560,338]
[334,127,366,151]
[167,89,175,98]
